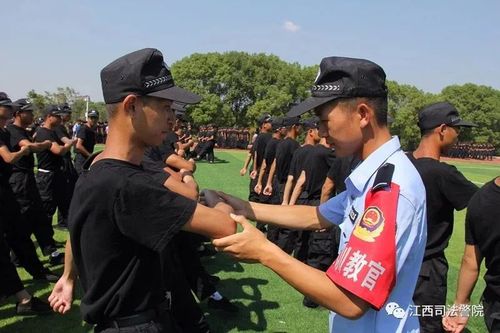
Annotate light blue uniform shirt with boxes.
[319,136,427,333]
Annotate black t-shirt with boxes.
[302,145,335,199]
[68,157,197,324]
[327,155,360,195]
[55,124,72,160]
[0,129,13,181]
[407,154,478,259]
[275,137,300,183]
[35,127,64,171]
[252,132,272,170]
[288,144,315,179]
[75,125,97,159]
[6,124,35,171]
[465,179,500,300]
[157,132,178,161]
[263,137,280,173]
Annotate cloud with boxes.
[283,20,300,32]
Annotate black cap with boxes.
[0,92,15,107]
[172,102,187,112]
[100,48,202,105]
[282,116,301,127]
[418,102,477,130]
[86,109,99,118]
[257,113,273,125]
[301,116,320,129]
[60,103,72,113]
[43,105,64,117]
[271,117,284,131]
[14,98,34,112]
[287,57,387,117]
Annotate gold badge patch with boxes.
[352,206,385,242]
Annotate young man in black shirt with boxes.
[53,105,78,228]
[243,114,272,200]
[245,114,273,232]
[35,105,75,233]
[0,93,55,315]
[263,116,301,253]
[7,98,64,267]
[443,176,500,333]
[61,48,236,332]
[74,109,98,175]
[409,101,479,333]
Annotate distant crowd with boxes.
[445,142,496,160]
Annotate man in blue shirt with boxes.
[212,56,427,332]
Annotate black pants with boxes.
[174,232,216,300]
[413,255,448,333]
[74,155,87,175]
[36,169,72,228]
[0,222,24,298]
[483,290,500,333]
[197,142,215,161]
[9,170,56,250]
[0,179,47,277]
[267,181,286,244]
[306,227,341,271]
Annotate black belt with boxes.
[96,295,172,331]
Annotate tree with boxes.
[171,52,316,127]
[439,84,500,149]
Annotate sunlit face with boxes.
[441,124,460,152]
[316,100,363,157]
[133,96,173,146]
[87,117,98,128]
[262,121,272,131]
[0,106,13,127]
[19,110,35,127]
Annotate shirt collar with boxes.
[346,136,402,194]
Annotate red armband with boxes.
[326,182,400,310]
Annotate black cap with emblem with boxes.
[417,102,477,130]
[100,48,201,105]
[287,57,388,117]
[0,92,16,107]
[14,98,34,112]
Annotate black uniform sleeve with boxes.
[77,127,87,141]
[55,126,69,140]
[327,158,341,180]
[113,175,197,252]
[288,150,300,177]
[34,128,53,143]
[464,193,481,245]
[439,164,479,210]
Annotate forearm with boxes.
[62,240,77,281]
[76,145,91,158]
[289,181,304,206]
[320,178,335,203]
[257,161,267,185]
[282,176,294,205]
[260,242,366,318]
[266,160,276,186]
[249,202,323,230]
[455,259,480,304]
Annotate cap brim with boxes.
[147,86,202,104]
[454,120,478,127]
[287,96,338,117]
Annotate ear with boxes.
[357,102,371,129]
[122,95,139,118]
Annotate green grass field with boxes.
[0,149,498,333]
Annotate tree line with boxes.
[25,52,500,152]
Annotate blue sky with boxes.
[2,0,499,101]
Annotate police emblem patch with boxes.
[352,206,385,242]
